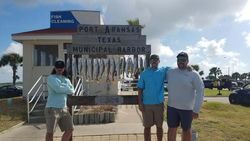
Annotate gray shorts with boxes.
[44,107,73,133]
[142,103,164,128]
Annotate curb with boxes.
[0,121,26,135]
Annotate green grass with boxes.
[165,88,231,97]
[0,97,26,132]
[193,102,250,141]
[165,102,250,141]
[204,88,230,97]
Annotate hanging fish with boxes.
[139,56,144,73]
[93,59,99,81]
[76,57,81,75]
[110,57,116,81]
[144,56,148,69]
[125,57,133,78]
[81,57,87,80]
[118,57,124,79]
[105,58,111,81]
[122,57,126,79]
[77,57,82,75]
[115,57,120,80]
[66,57,70,72]
[99,59,105,80]
[117,57,123,79]
[133,56,139,78]
[87,58,92,81]
[72,57,77,79]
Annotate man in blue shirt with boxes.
[137,54,170,141]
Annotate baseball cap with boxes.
[150,54,159,60]
[54,60,65,68]
[177,52,188,60]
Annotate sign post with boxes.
[67,24,151,141]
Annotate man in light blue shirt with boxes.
[137,54,170,141]
[45,60,75,141]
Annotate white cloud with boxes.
[0,42,23,83]
[0,66,23,83]
[148,39,174,57]
[242,32,250,47]
[236,0,250,22]
[180,37,246,76]
[3,42,23,55]
[8,0,247,38]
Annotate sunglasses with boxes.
[150,59,159,62]
[177,58,187,62]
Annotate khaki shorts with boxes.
[44,107,73,133]
[142,103,164,128]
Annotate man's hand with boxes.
[192,112,199,119]
[139,104,144,112]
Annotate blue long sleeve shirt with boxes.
[46,74,75,108]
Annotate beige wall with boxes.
[22,40,71,96]
[13,11,102,96]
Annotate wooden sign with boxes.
[72,35,146,44]
[67,44,151,55]
[67,95,138,106]
[77,25,141,35]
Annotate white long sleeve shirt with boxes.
[167,68,204,113]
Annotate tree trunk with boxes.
[12,68,16,86]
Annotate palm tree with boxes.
[232,72,240,81]
[209,67,222,79]
[127,18,145,28]
[0,53,23,85]
[191,64,204,77]
[240,73,248,82]
[127,18,146,72]
[199,71,204,76]
[191,65,199,72]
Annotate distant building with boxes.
[12,10,101,95]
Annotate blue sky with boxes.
[0,0,250,82]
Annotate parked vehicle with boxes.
[0,85,22,99]
[231,82,238,90]
[229,83,250,106]
[203,80,213,89]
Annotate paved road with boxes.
[204,97,229,104]
[0,105,181,141]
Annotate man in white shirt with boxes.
[167,52,204,141]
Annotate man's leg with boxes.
[142,105,153,141]
[182,129,191,141]
[156,127,163,141]
[168,127,177,141]
[167,106,180,141]
[45,108,58,141]
[62,129,73,141]
[144,127,151,141]
[46,132,53,141]
[179,109,193,141]
[154,104,164,141]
